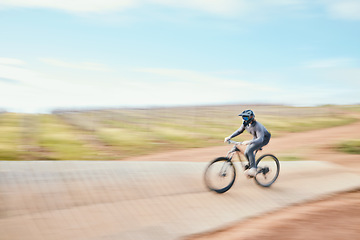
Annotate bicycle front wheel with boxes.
[204,157,236,194]
[254,154,280,187]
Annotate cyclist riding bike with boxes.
[224,109,271,177]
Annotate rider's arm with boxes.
[229,124,245,139]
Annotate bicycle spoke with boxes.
[204,157,236,193]
[254,154,280,187]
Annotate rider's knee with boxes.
[244,148,251,157]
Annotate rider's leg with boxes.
[244,142,265,177]
[244,143,259,169]
[244,136,271,169]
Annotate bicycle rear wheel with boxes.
[204,157,236,194]
[254,154,280,187]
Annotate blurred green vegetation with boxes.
[37,115,106,160]
[339,105,360,113]
[0,113,21,160]
[260,115,355,136]
[336,139,360,154]
[0,105,358,160]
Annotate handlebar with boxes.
[227,140,242,145]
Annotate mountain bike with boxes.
[204,140,280,193]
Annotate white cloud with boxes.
[0,0,358,22]
[0,57,26,65]
[0,0,138,13]
[136,67,279,92]
[0,0,249,15]
[0,63,42,85]
[40,58,110,72]
[0,58,104,93]
[323,68,360,86]
[0,61,283,112]
[323,0,360,20]
[302,57,360,87]
[0,0,321,19]
[149,0,248,16]
[0,58,357,113]
[0,60,123,112]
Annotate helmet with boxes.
[238,109,255,125]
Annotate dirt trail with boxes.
[126,119,360,170]
[268,120,360,171]
[185,119,360,240]
[1,116,359,240]
[186,190,360,240]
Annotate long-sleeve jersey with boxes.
[230,121,271,145]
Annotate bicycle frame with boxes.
[226,144,248,170]
[226,141,261,170]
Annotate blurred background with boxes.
[1,2,360,240]
[0,104,359,160]
[0,0,359,160]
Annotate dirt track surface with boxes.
[187,190,360,240]
[126,120,360,171]
[1,160,359,240]
[185,119,360,240]
[1,119,359,240]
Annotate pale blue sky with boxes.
[0,0,359,113]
